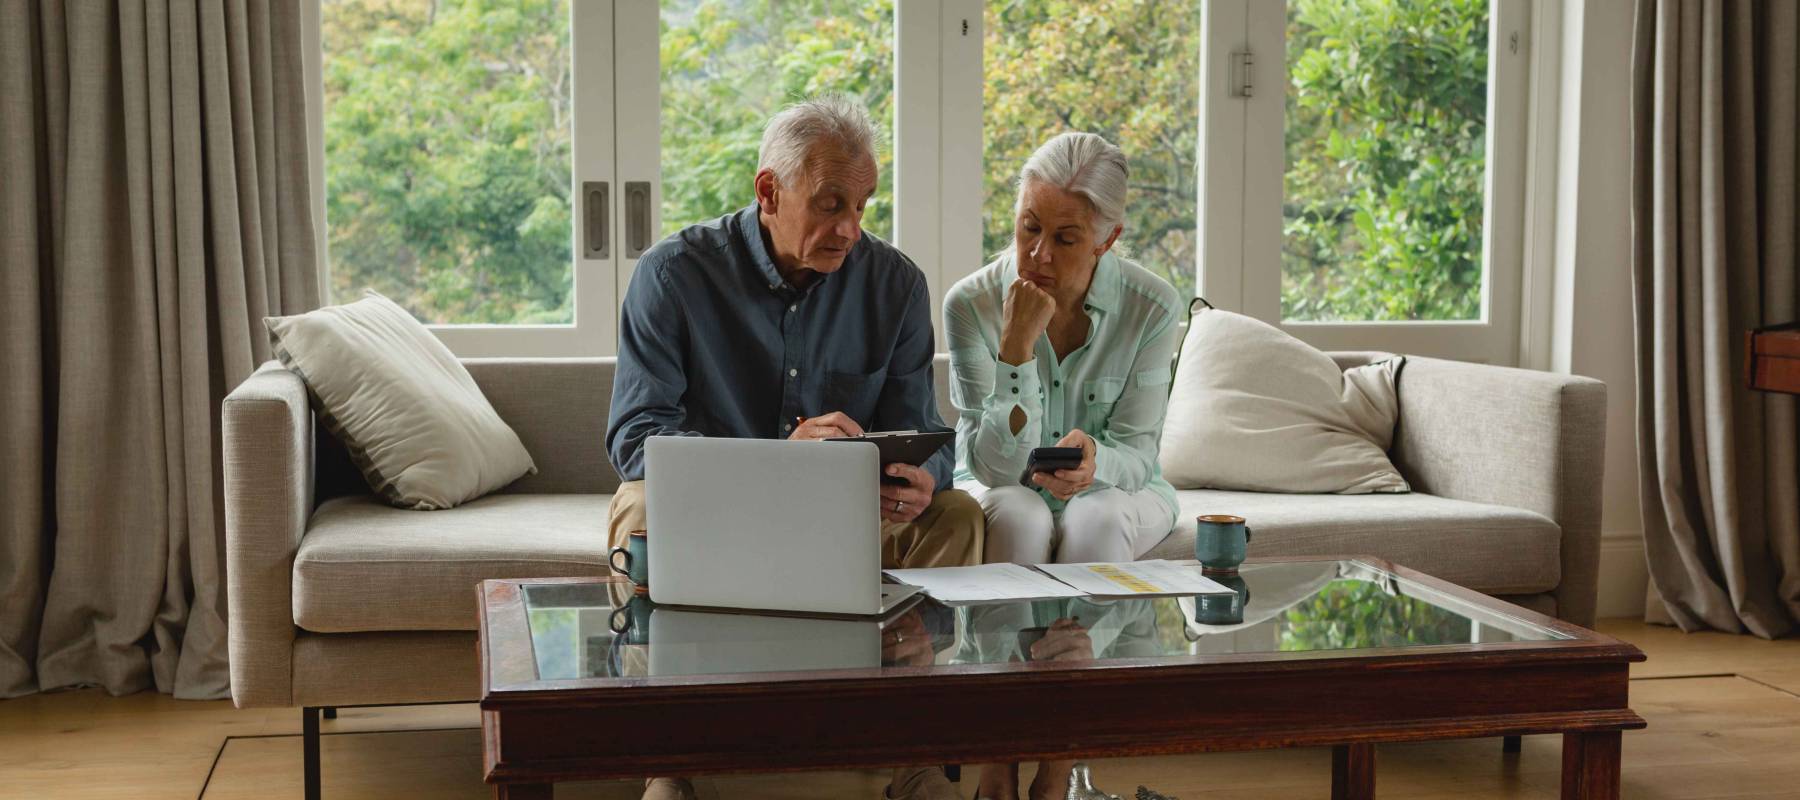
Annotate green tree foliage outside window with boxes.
[1282,0,1490,321]
[324,0,574,325]
[660,0,895,241]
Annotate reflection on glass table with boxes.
[519,560,1567,682]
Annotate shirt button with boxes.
[783,423,793,432]
[1011,387,1019,395]
[1054,431,1061,437]
[1053,380,1061,387]
[1089,393,1096,401]
[789,368,798,377]
[789,304,797,313]
[1010,371,1018,379]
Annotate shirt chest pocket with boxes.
[1082,377,1126,426]
[824,367,888,423]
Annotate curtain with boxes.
[0,0,320,698]
[1632,0,1800,638]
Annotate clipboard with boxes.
[824,430,953,484]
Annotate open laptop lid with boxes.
[644,436,890,616]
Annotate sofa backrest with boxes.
[311,350,1380,500]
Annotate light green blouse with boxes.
[944,251,1181,522]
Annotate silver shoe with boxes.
[1066,763,1122,800]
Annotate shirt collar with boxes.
[1083,251,1121,313]
[737,203,789,292]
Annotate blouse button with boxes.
[1012,387,1020,395]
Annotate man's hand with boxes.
[999,278,1057,365]
[1032,428,1096,500]
[1029,617,1094,662]
[789,411,864,441]
[881,610,933,667]
[879,463,935,523]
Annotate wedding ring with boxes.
[894,500,904,513]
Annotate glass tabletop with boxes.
[519,559,1568,683]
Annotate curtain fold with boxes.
[0,0,320,698]
[1632,0,1800,638]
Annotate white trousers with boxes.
[961,483,1175,565]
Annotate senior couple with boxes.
[604,96,1184,800]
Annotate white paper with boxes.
[884,563,1084,604]
[1034,560,1236,598]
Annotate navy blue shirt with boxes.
[606,204,954,490]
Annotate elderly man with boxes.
[604,96,979,800]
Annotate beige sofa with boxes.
[223,353,1605,713]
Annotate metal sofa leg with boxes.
[322,706,337,720]
[1503,735,1522,753]
[304,706,322,800]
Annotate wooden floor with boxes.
[2,620,1797,799]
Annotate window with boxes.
[982,1,1200,299]
[1280,0,1490,322]
[322,0,574,325]
[659,0,895,240]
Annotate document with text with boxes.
[885,560,1235,605]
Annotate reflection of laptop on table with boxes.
[644,436,922,618]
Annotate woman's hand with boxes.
[1032,428,1096,500]
[999,278,1057,365]
[1029,617,1093,662]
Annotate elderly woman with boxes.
[946,131,1181,567]
[944,132,1180,800]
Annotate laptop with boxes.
[643,436,922,617]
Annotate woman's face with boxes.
[1013,179,1120,309]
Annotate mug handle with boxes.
[608,545,632,575]
[609,606,631,635]
[1244,526,1253,542]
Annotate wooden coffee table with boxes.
[478,557,1644,799]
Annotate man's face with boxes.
[759,142,878,275]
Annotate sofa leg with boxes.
[304,706,322,800]
[322,706,337,720]
[1503,735,1523,754]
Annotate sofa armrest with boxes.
[222,361,313,708]
[1391,357,1607,627]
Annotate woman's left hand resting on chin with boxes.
[1032,428,1096,500]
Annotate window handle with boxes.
[625,181,652,258]
[584,181,609,259]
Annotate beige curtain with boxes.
[1,0,319,698]
[1632,0,1800,638]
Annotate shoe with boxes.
[642,776,697,800]
[886,766,961,800]
[1065,763,1121,800]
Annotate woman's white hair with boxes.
[757,95,879,187]
[1015,132,1129,234]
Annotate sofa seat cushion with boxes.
[1143,490,1561,595]
[295,494,613,633]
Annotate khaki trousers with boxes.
[608,480,983,569]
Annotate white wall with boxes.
[1542,0,1648,619]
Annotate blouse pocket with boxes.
[1082,376,1127,427]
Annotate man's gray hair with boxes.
[1015,132,1129,234]
[757,95,880,186]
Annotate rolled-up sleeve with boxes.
[1089,308,1177,493]
[945,287,1041,489]
[875,273,955,492]
[606,257,702,482]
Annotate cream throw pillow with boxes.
[1158,308,1408,494]
[265,292,536,510]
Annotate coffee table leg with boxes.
[495,783,552,799]
[1560,731,1622,799]
[1331,743,1375,800]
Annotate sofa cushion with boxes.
[294,494,612,633]
[1144,490,1561,595]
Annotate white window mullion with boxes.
[895,0,944,314]
[938,0,985,306]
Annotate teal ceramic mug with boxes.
[608,593,654,645]
[1194,572,1250,625]
[608,530,649,594]
[1194,514,1253,573]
